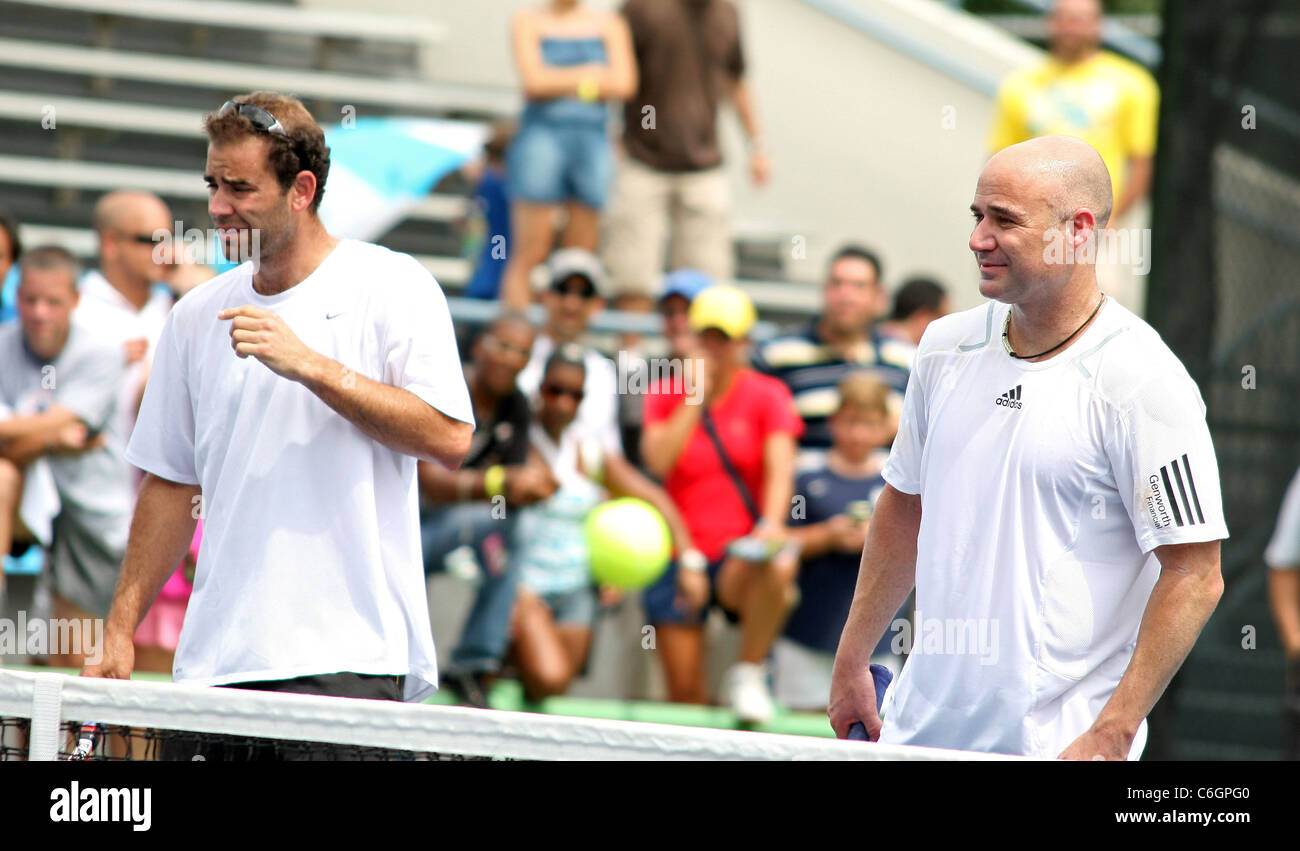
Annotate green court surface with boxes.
[7,666,836,739]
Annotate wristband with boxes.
[483,465,507,500]
[679,548,707,573]
[576,76,600,102]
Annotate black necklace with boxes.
[1002,294,1106,360]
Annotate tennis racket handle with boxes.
[846,664,894,742]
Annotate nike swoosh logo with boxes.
[326,312,344,319]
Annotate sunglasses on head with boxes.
[218,100,289,138]
[541,383,584,402]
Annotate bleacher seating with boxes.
[0,0,816,321]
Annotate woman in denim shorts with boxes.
[499,1,636,309]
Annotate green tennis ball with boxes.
[585,497,672,590]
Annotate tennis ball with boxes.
[585,498,672,590]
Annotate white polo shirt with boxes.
[74,271,173,453]
[126,239,474,701]
[1265,468,1300,571]
[878,298,1228,758]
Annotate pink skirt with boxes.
[134,594,187,650]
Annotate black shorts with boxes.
[159,672,405,761]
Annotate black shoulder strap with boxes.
[700,408,761,523]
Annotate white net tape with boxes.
[0,669,1018,761]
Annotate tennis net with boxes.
[0,669,1011,761]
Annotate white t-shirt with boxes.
[126,239,474,701]
[517,422,604,596]
[517,333,622,455]
[878,298,1228,758]
[74,271,173,453]
[1265,468,1300,571]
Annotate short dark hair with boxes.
[19,244,81,291]
[483,120,515,164]
[828,244,883,286]
[0,208,22,264]
[544,342,587,378]
[486,310,534,339]
[203,92,331,213]
[890,277,948,321]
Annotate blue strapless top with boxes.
[524,36,610,125]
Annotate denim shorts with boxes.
[506,117,612,209]
[642,557,729,627]
[539,586,598,627]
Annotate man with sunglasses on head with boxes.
[75,191,177,459]
[516,249,622,457]
[83,93,475,739]
[418,312,558,707]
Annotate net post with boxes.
[29,673,64,761]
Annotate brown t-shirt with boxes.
[621,0,745,173]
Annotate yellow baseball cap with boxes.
[688,284,756,340]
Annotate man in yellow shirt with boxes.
[989,0,1159,223]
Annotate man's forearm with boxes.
[418,461,488,503]
[297,354,471,470]
[785,521,837,561]
[1268,569,1300,658]
[834,485,920,670]
[104,474,201,642]
[1092,544,1223,741]
[732,79,761,144]
[0,407,79,444]
[0,432,53,467]
[1114,155,1153,220]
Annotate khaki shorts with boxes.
[602,156,733,300]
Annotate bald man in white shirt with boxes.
[829,136,1226,760]
[77,191,177,455]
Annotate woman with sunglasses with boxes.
[509,344,698,701]
[499,0,637,310]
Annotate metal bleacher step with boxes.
[0,153,469,223]
[0,36,520,119]
[0,90,212,138]
[2,0,446,46]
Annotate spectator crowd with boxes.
[1,0,1200,730]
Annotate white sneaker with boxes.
[726,662,775,725]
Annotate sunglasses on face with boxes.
[125,233,168,246]
[551,281,597,300]
[541,383,584,402]
[481,334,532,360]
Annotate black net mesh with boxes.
[1145,0,1300,759]
[0,717,510,762]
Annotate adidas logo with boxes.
[994,385,1023,409]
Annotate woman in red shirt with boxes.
[641,285,803,721]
